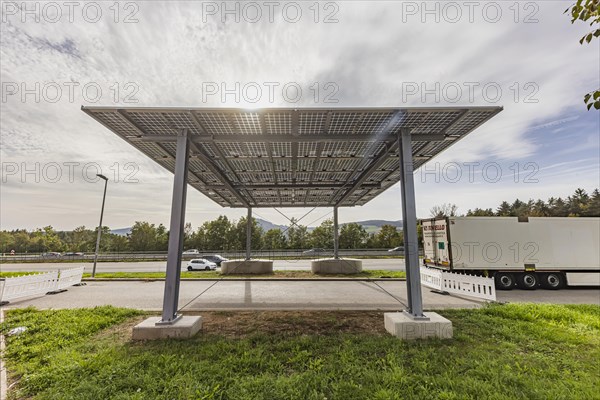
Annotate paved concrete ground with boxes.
[0,259,406,273]
[3,281,599,312]
[3,280,476,311]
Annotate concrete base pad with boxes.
[221,259,273,275]
[384,312,453,340]
[311,258,363,274]
[132,316,202,340]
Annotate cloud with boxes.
[1,1,598,230]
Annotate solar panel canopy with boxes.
[82,106,502,208]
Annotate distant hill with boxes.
[354,219,403,234]
[256,218,401,234]
[110,227,132,236]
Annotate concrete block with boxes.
[221,259,273,275]
[384,312,453,340]
[311,258,363,274]
[132,316,202,340]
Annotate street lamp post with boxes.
[92,174,108,278]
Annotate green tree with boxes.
[584,189,600,216]
[0,231,16,253]
[496,201,511,216]
[374,225,403,249]
[128,221,159,252]
[566,0,600,109]
[108,234,129,252]
[203,215,234,250]
[263,229,287,249]
[309,219,334,249]
[233,217,263,250]
[339,223,368,249]
[466,208,495,216]
[568,188,590,216]
[287,218,310,249]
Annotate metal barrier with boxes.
[420,266,496,302]
[0,271,59,303]
[0,267,85,304]
[56,266,85,291]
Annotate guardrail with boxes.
[0,249,422,263]
[0,267,84,304]
[420,266,496,302]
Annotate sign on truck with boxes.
[421,217,600,290]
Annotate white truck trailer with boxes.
[421,217,600,290]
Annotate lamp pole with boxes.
[92,174,108,278]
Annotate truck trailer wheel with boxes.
[494,272,516,290]
[541,273,564,290]
[517,272,539,290]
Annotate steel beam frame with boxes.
[159,130,190,324]
[398,128,427,320]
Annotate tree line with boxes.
[0,217,403,254]
[2,188,597,254]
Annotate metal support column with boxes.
[246,207,252,260]
[333,206,339,259]
[398,128,427,319]
[159,130,189,324]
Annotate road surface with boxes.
[0,259,406,273]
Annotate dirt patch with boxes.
[184,310,388,338]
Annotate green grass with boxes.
[1,304,599,399]
[0,270,406,280]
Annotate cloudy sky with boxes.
[1,1,598,231]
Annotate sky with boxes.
[1,1,599,231]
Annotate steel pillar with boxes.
[92,177,108,277]
[159,130,189,324]
[246,207,252,260]
[398,128,426,319]
[333,206,339,259]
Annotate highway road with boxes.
[0,259,406,273]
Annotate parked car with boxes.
[303,248,326,254]
[41,252,62,258]
[186,258,218,271]
[182,249,200,255]
[388,246,404,252]
[201,254,228,266]
[63,252,84,257]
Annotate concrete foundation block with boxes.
[221,259,273,275]
[384,312,453,340]
[132,316,202,340]
[311,258,363,274]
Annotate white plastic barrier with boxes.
[56,266,85,290]
[0,271,59,302]
[420,266,496,302]
[420,266,443,291]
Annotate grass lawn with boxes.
[0,270,406,280]
[1,304,599,399]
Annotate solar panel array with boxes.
[83,107,501,208]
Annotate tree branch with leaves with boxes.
[566,0,600,110]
